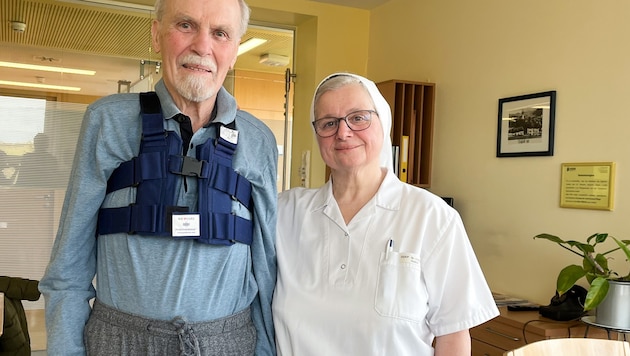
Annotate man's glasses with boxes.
[312,110,377,138]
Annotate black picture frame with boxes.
[496,90,556,157]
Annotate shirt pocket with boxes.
[374,251,426,322]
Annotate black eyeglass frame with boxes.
[312,110,378,138]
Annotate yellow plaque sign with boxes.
[560,162,615,210]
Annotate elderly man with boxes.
[39,0,278,355]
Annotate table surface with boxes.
[495,307,587,333]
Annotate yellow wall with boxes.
[368,0,630,304]
[247,0,370,188]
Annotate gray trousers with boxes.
[84,300,256,356]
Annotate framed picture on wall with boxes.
[496,91,556,157]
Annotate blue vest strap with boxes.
[192,213,253,245]
[212,163,253,210]
[98,205,158,235]
[196,133,253,245]
[106,152,166,193]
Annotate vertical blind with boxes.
[0,95,85,309]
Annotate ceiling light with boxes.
[0,80,81,92]
[259,53,290,67]
[238,38,267,56]
[0,61,96,75]
[82,0,154,10]
[59,0,154,12]
[11,21,27,33]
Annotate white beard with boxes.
[176,75,214,102]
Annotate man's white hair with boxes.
[153,0,250,37]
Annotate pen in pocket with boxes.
[386,239,394,259]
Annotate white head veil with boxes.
[310,72,394,172]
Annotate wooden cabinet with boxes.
[376,80,435,187]
[0,292,3,336]
[472,307,614,356]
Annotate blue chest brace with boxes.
[97,92,254,245]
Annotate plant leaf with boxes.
[557,265,587,295]
[588,233,609,245]
[613,237,630,262]
[612,237,630,279]
[534,233,566,244]
[586,232,600,244]
[584,277,609,311]
[572,242,595,254]
[534,233,588,258]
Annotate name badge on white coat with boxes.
[220,126,239,144]
[399,253,421,266]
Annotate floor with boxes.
[26,309,47,355]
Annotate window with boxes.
[0,94,85,309]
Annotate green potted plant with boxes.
[534,232,630,328]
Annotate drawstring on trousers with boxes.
[173,317,201,356]
[86,300,255,355]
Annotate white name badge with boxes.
[220,125,239,144]
[172,213,201,237]
[399,253,420,266]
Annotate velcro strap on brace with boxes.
[212,164,252,210]
[98,205,189,235]
[106,151,167,193]
[98,205,158,235]
[193,212,253,245]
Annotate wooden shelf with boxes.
[377,80,435,187]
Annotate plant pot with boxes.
[596,280,630,330]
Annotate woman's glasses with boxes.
[312,110,377,138]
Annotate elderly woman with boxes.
[272,73,499,355]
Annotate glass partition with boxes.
[0,95,85,309]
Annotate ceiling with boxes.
[0,0,295,97]
[309,0,390,9]
[0,0,390,97]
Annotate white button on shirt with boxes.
[272,170,499,356]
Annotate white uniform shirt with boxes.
[273,171,499,355]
